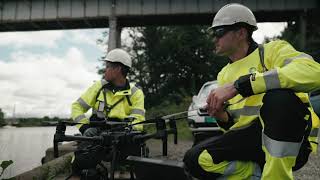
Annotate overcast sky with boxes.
[0,22,286,118]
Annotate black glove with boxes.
[79,124,90,135]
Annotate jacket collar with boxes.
[247,40,258,56]
[104,79,130,94]
[228,40,258,63]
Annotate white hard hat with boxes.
[210,3,257,30]
[104,48,132,68]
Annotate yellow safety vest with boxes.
[71,79,145,130]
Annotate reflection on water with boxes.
[0,126,78,178]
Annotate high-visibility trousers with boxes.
[184,89,311,180]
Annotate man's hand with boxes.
[83,127,99,137]
[206,82,238,117]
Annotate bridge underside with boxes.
[0,0,318,51]
[0,9,317,32]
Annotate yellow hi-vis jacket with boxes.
[71,79,145,131]
[217,40,320,152]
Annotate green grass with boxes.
[144,96,193,140]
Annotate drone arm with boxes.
[132,133,158,144]
[53,132,103,158]
[168,119,178,144]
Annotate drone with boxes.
[52,110,202,180]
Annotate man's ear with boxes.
[116,66,125,77]
[115,66,122,73]
[238,28,248,41]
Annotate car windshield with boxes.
[198,83,218,100]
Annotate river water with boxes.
[0,126,78,178]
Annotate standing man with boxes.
[70,48,145,179]
[184,3,320,180]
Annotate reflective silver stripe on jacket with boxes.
[262,133,301,157]
[251,162,261,180]
[92,109,106,118]
[217,161,236,180]
[131,109,145,116]
[128,85,139,99]
[229,106,261,119]
[217,161,261,180]
[263,69,281,90]
[228,119,259,131]
[101,79,108,86]
[284,53,314,66]
[98,101,105,112]
[74,114,86,123]
[77,98,91,111]
[310,128,319,137]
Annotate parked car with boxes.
[187,80,222,144]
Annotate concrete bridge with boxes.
[0,0,318,50]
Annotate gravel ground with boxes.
[294,148,320,180]
[146,139,320,179]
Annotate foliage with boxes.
[144,96,193,140]
[12,117,71,127]
[128,26,228,108]
[0,160,14,179]
[0,108,5,126]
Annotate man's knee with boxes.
[183,147,201,175]
[261,89,309,141]
[184,148,220,179]
[184,147,205,179]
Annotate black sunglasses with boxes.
[211,26,239,38]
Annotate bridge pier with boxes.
[108,17,122,51]
[108,0,121,51]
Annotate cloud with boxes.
[0,30,64,48]
[65,29,106,46]
[0,29,107,50]
[253,22,287,43]
[0,47,100,118]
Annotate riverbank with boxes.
[2,117,71,127]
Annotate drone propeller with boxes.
[52,120,129,127]
[128,110,192,127]
[104,121,129,127]
[46,121,79,126]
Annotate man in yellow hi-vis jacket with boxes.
[70,48,145,179]
[184,3,320,180]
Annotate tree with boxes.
[0,108,5,126]
[130,26,228,107]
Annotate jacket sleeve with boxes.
[129,87,145,131]
[214,67,235,132]
[71,81,100,129]
[237,40,320,96]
